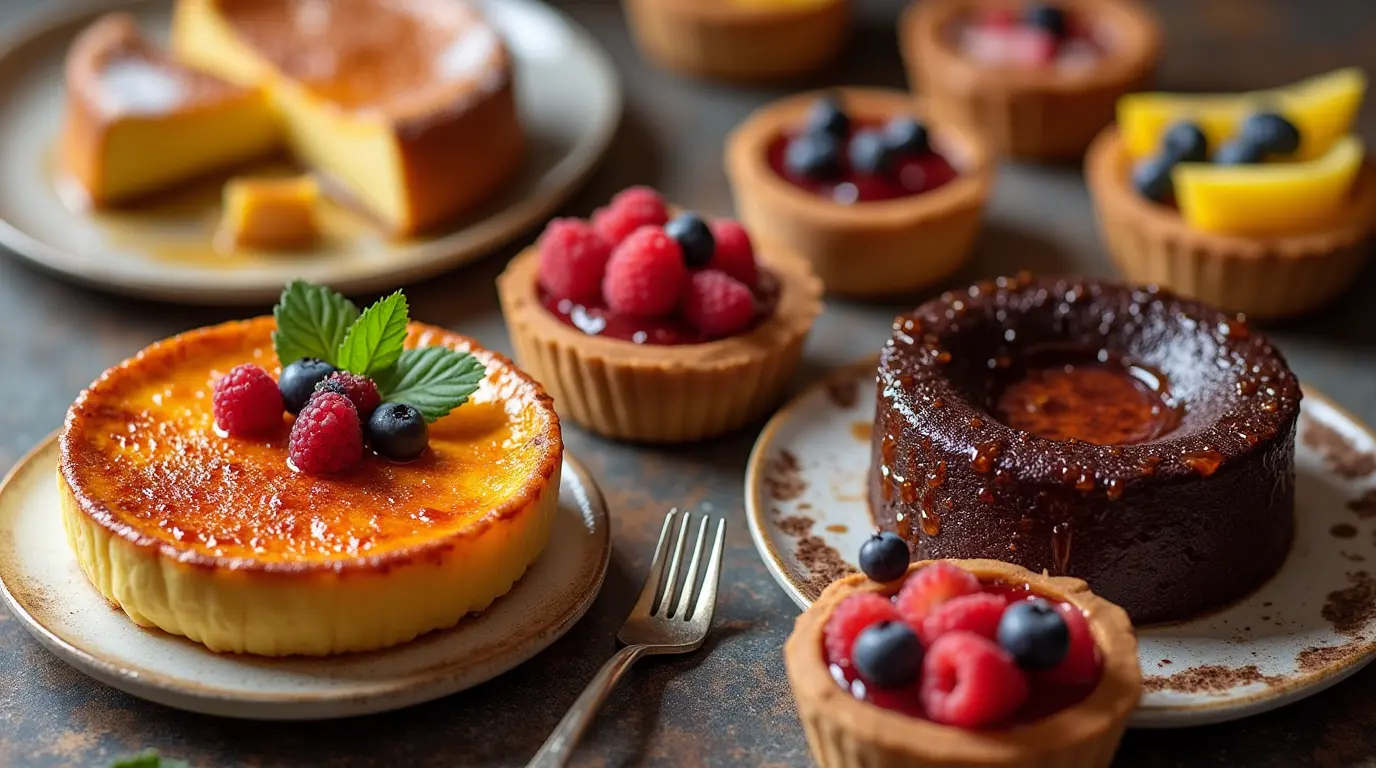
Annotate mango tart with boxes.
[784,560,1140,768]
[1087,126,1376,319]
[58,317,562,656]
[622,0,851,83]
[725,88,992,297]
[900,0,1161,161]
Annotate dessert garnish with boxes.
[771,96,958,204]
[958,3,1103,70]
[212,281,485,474]
[536,186,777,344]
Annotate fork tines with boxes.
[635,509,726,623]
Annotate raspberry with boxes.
[288,392,363,475]
[602,226,687,316]
[212,364,284,436]
[1036,602,1101,686]
[921,631,1029,728]
[895,561,981,628]
[682,270,756,338]
[708,220,759,288]
[315,372,381,419]
[824,593,901,667]
[592,186,669,247]
[920,592,1008,646]
[537,218,613,303]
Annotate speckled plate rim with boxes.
[0,0,621,305]
[745,356,1376,729]
[0,433,611,720]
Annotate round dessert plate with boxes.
[0,0,620,304]
[0,435,611,720]
[747,358,1376,729]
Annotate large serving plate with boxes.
[0,435,611,720]
[747,358,1376,728]
[0,0,620,303]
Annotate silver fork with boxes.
[526,509,727,768]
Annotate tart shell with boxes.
[1087,127,1376,319]
[621,0,851,83]
[900,0,1161,161]
[496,242,823,443]
[725,88,993,297]
[784,560,1140,768]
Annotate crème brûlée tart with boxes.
[58,317,561,656]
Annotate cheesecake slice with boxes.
[60,14,280,207]
[172,0,525,236]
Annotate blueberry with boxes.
[1239,112,1301,155]
[1214,139,1266,165]
[784,133,842,181]
[853,621,923,688]
[858,531,910,582]
[883,117,930,156]
[803,96,850,140]
[1131,154,1175,203]
[367,402,429,461]
[997,599,1070,670]
[849,129,896,175]
[1162,121,1208,163]
[665,212,716,269]
[1025,4,1067,38]
[279,358,337,415]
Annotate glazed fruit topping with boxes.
[289,391,364,475]
[920,592,1007,646]
[961,3,1100,70]
[212,363,284,436]
[996,599,1070,670]
[1131,111,1308,203]
[804,96,851,140]
[368,402,430,462]
[826,591,902,663]
[1241,112,1302,156]
[858,531,911,583]
[853,621,923,689]
[315,371,381,420]
[537,188,776,344]
[278,357,337,415]
[1162,121,1209,163]
[895,561,981,626]
[921,631,1029,728]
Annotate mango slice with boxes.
[1171,135,1364,236]
[1119,68,1366,161]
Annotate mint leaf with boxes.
[336,291,409,375]
[110,752,187,768]
[374,346,486,423]
[272,281,359,367]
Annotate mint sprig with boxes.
[110,752,188,768]
[272,282,485,421]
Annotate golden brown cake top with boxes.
[216,0,509,119]
[59,317,561,570]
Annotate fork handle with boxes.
[526,644,650,768]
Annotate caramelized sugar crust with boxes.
[60,317,561,571]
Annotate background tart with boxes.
[785,560,1140,768]
[622,0,850,83]
[171,0,524,236]
[726,88,992,297]
[59,317,562,656]
[870,277,1300,625]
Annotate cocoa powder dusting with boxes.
[776,515,813,537]
[1142,665,1281,694]
[1297,641,1366,673]
[1322,571,1376,637]
[763,450,807,501]
[1304,420,1376,479]
[796,536,858,600]
[1348,489,1376,519]
[826,378,859,409]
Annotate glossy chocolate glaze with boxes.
[869,276,1300,624]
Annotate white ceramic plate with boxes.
[0,435,611,720]
[746,359,1376,728]
[0,0,620,304]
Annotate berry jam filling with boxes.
[953,4,1107,71]
[829,553,1102,729]
[768,97,959,204]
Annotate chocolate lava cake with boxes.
[869,275,1300,624]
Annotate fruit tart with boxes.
[60,282,561,655]
[497,187,822,443]
[726,89,992,297]
[1088,68,1376,318]
[621,0,851,83]
[784,538,1139,767]
[900,0,1161,160]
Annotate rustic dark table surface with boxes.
[4,0,1376,765]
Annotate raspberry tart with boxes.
[901,0,1161,160]
[1089,68,1376,318]
[497,187,822,442]
[621,0,850,83]
[726,89,992,297]
[60,283,561,655]
[870,275,1301,624]
[785,552,1139,767]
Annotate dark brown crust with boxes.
[58,317,562,578]
[868,276,1300,623]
